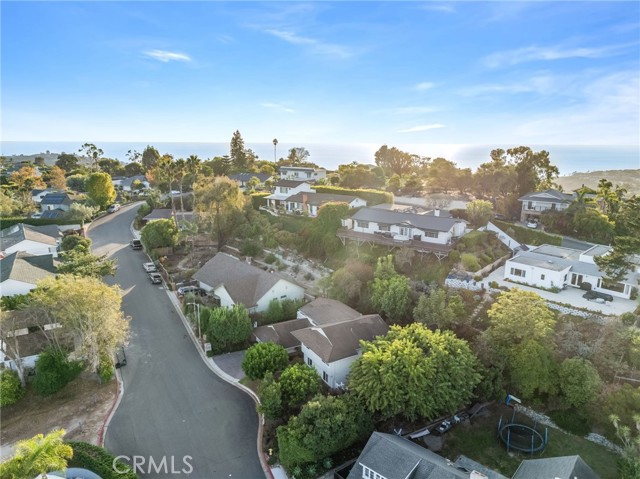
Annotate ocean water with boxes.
[1,141,638,176]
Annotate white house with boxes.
[0,252,57,296]
[504,244,639,299]
[342,207,467,246]
[31,188,64,204]
[229,172,272,190]
[291,314,388,389]
[279,166,326,182]
[518,189,574,222]
[1,223,61,258]
[120,175,150,192]
[193,253,305,313]
[297,297,361,326]
[265,180,313,211]
[40,193,73,212]
[282,192,367,217]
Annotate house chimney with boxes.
[302,193,308,205]
[434,208,440,217]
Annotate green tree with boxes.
[242,342,289,380]
[65,203,98,223]
[509,340,557,399]
[78,143,104,171]
[0,190,19,216]
[140,218,180,251]
[369,255,410,323]
[33,347,84,396]
[66,174,87,192]
[57,249,116,277]
[10,165,46,193]
[0,429,73,479]
[349,323,481,420]
[413,288,464,329]
[572,208,615,244]
[286,147,310,166]
[0,370,25,407]
[374,145,413,176]
[277,394,373,470]
[230,130,248,171]
[558,357,602,407]
[611,414,640,479]
[194,176,246,250]
[55,153,79,172]
[428,158,458,192]
[204,305,252,354]
[124,161,145,177]
[262,298,285,324]
[466,199,494,226]
[258,372,284,419]
[503,146,559,197]
[98,158,125,177]
[85,172,116,208]
[141,145,161,172]
[279,363,321,410]
[60,235,92,253]
[302,202,350,258]
[29,275,129,374]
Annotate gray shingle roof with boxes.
[0,224,61,251]
[518,189,574,203]
[0,252,57,285]
[292,314,388,363]
[143,209,173,221]
[40,193,73,206]
[350,207,464,232]
[193,253,296,308]
[346,432,469,479]
[512,455,599,479]
[286,192,361,206]
[229,172,271,183]
[252,318,312,349]
[298,298,361,326]
[273,179,310,188]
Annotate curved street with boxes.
[89,204,263,479]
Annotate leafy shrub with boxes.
[493,219,562,246]
[264,253,277,264]
[242,343,289,380]
[279,364,321,410]
[548,409,592,436]
[250,192,270,209]
[559,357,602,408]
[67,442,138,479]
[304,272,314,281]
[448,250,460,263]
[620,312,638,327]
[33,347,84,396]
[0,370,25,407]
[98,354,114,383]
[258,372,284,419]
[60,235,92,253]
[140,219,180,251]
[240,239,263,258]
[203,305,252,354]
[461,253,481,272]
[0,294,29,312]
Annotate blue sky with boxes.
[2,1,639,149]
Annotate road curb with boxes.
[165,291,273,479]
[98,366,124,447]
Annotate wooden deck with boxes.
[336,228,454,260]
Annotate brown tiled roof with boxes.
[252,318,312,349]
[292,314,388,363]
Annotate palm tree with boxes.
[174,158,187,223]
[0,429,73,479]
[186,154,201,189]
[272,138,278,162]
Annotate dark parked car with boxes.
[130,239,143,250]
[583,290,614,302]
[177,285,205,297]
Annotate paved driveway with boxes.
[89,204,263,479]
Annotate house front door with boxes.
[570,273,583,287]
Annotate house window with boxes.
[399,227,411,236]
[279,187,289,194]
[424,231,438,238]
[356,220,369,228]
[323,371,329,383]
[528,201,533,210]
[378,224,390,232]
[541,274,545,280]
[307,357,312,367]
[510,268,526,278]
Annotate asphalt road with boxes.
[89,204,263,479]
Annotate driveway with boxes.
[89,204,263,478]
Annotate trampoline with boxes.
[497,410,548,454]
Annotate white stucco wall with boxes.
[504,259,570,289]
[301,343,356,389]
[213,285,236,308]
[254,279,305,313]
[4,240,58,257]
[0,279,37,297]
[352,221,451,245]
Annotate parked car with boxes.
[149,272,163,284]
[436,420,453,435]
[107,203,121,213]
[143,262,157,273]
[526,219,538,229]
[130,239,143,250]
[583,290,613,302]
[31,212,43,219]
[177,285,205,297]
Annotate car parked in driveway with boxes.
[143,262,157,272]
[177,285,205,297]
[583,290,614,302]
[149,272,163,284]
[526,219,538,228]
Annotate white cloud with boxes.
[390,106,438,114]
[482,43,632,68]
[415,82,435,91]
[143,49,191,63]
[261,102,295,113]
[397,124,445,133]
[216,34,234,44]
[264,29,352,59]
[458,75,556,96]
[420,3,455,14]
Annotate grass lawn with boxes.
[440,404,620,479]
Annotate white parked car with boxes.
[107,203,121,213]
[526,220,538,229]
[143,262,157,272]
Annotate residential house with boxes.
[40,209,67,219]
[265,180,313,212]
[339,207,466,257]
[292,314,388,388]
[279,166,326,182]
[193,253,305,314]
[283,192,367,216]
[511,455,598,479]
[31,188,64,204]
[0,223,61,257]
[518,189,574,222]
[0,252,57,296]
[229,172,272,190]
[40,192,73,212]
[297,297,361,326]
[252,318,312,353]
[120,175,150,192]
[504,243,639,299]
[142,209,174,223]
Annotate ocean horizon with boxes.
[1,141,638,176]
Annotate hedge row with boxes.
[250,192,270,209]
[0,217,81,230]
[67,442,138,479]
[493,219,563,246]
[311,185,393,206]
